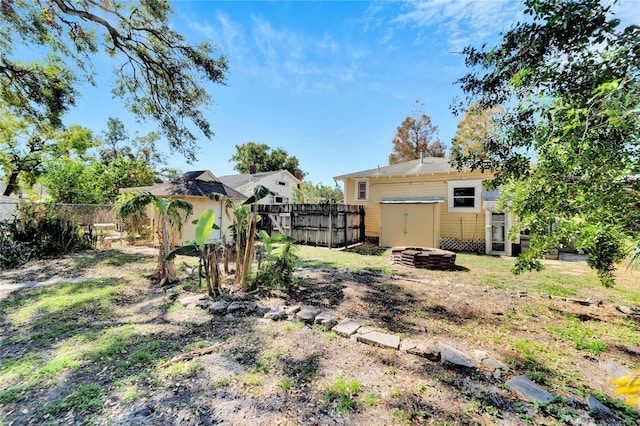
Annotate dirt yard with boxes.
[0,245,639,425]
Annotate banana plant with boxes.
[166,208,221,296]
[209,184,275,289]
[117,192,193,283]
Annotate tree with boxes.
[0,105,95,196]
[294,182,343,204]
[99,117,130,165]
[389,101,445,164]
[230,142,303,176]
[117,192,193,282]
[453,0,640,286]
[0,0,228,160]
[450,103,504,164]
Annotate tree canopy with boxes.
[389,101,444,164]
[294,182,343,204]
[0,105,95,196]
[450,103,504,165]
[0,0,228,161]
[453,0,640,285]
[230,142,303,176]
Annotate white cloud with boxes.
[380,0,524,50]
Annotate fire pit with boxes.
[391,246,456,270]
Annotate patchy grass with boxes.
[1,246,640,425]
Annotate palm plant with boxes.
[116,192,193,282]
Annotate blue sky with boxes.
[64,0,638,188]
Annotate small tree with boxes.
[117,192,192,283]
[389,101,445,164]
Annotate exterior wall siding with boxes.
[342,171,490,244]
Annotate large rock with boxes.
[474,350,509,378]
[285,305,301,315]
[332,318,363,337]
[400,339,441,362]
[209,300,229,315]
[227,300,257,314]
[586,395,613,417]
[264,306,287,321]
[296,308,321,324]
[313,312,338,330]
[357,331,400,350]
[506,375,554,403]
[439,343,477,369]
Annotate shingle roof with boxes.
[218,170,299,189]
[333,157,459,180]
[145,171,247,200]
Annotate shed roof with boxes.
[333,157,460,180]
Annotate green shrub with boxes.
[0,203,92,270]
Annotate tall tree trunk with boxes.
[3,171,20,196]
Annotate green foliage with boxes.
[324,376,363,412]
[253,231,297,289]
[0,105,95,196]
[117,192,193,281]
[0,0,228,159]
[454,0,640,286]
[389,100,444,164]
[230,142,303,177]
[294,181,343,204]
[0,203,92,270]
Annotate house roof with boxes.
[217,170,300,189]
[123,170,247,200]
[333,157,460,180]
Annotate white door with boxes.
[485,210,510,255]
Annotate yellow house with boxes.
[122,170,247,245]
[334,157,516,256]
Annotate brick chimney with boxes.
[249,163,257,174]
[294,170,302,181]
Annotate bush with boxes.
[254,242,297,289]
[0,204,93,270]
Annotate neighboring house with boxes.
[334,156,517,256]
[218,169,301,205]
[122,170,247,245]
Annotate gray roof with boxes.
[146,171,247,200]
[218,170,297,189]
[333,157,460,180]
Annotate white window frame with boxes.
[447,180,482,213]
[355,180,368,201]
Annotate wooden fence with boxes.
[256,204,365,248]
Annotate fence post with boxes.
[328,203,333,249]
[343,209,348,248]
[359,206,365,243]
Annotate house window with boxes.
[277,181,286,186]
[448,180,482,213]
[356,180,368,201]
